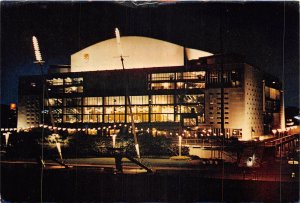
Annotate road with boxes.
[1,156,298,182]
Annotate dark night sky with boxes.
[0,1,299,107]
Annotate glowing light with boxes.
[178,136,182,156]
[272,129,277,135]
[246,154,255,167]
[115,27,123,56]
[4,132,11,146]
[56,142,63,160]
[10,103,16,110]
[111,134,117,148]
[32,36,43,63]
[135,144,140,158]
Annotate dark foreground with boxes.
[1,164,299,202]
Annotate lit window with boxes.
[183,118,197,127]
[83,97,102,106]
[130,96,148,105]
[65,86,83,93]
[150,73,175,81]
[177,71,206,80]
[151,82,175,90]
[104,96,125,105]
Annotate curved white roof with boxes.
[71,36,213,72]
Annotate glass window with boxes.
[176,82,205,89]
[104,114,125,123]
[130,96,149,105]
[64,77,83,85]
[47,78,63,86]
[127,114,149,123]
[65,86,83,93]
[269,88,280,100]
[183,118,197,127]
[129,106,149,114]
[104,106,125,114]
[177,71,206,80]
[83,97,102,106]
[176,82,185,89]
[151,95,174,104]
[65,107,81,114]
[65,98,82,106]
[151,82,175,90]
[47,98,62,106]
[186,82,205,89]
[83,115,100,123]
[177,94,204,104]
[151,73,175,81]
[151,114,173,122]
[177,105,204,114]
[51,108,62,115]
[152,105,174,114]
[104,96,125,105]
[64,115,82,123]
[84,107,103,114]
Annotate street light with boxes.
[272,129,277,136]
[277,129,282,138]
[178,135,182,156]
[111,134,117,148]
[4,132,11,146]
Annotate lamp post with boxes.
[112,134,117,148]
[272,129,277,137]
[32,36,46,164]
[277,129,282,138]
[33,36,62,163]
[178,135,182,156]
[4,132,11,146]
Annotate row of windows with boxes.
[49,104,204,116]
[47,77,83,86]
[57,113,184,123]
[207,70,242,87]
[47,94,204,107]
[49,86,83,94]
[149,71,206,81]
[149,82,206,90]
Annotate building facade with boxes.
[17,37,283,140]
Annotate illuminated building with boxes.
[1,104,17,128]
[17,37,284,140]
